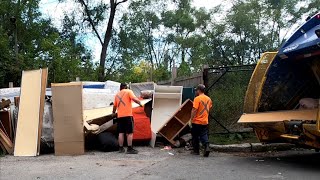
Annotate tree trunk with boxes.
[98,0,117,81]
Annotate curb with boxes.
[209,143,295,152]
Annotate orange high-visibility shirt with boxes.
[192,94,212,125]
[114,89,136,118]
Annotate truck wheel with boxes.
[315,149,320,152]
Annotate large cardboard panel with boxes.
[51,83,84,155]
[238,109,318,123]
[14,69,42,156]
[54,142,84,156]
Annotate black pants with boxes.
[191,123,209,152]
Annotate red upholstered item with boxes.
[132,106,152,141]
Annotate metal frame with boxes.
[203,65,256,134]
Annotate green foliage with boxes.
[115,0,318,80]
[0,0,318,87]
[0,0,96,87]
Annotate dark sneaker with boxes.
[126,148,138,154]
[203,144,210,157]
[191,151,200,155]
[119,147,125,153]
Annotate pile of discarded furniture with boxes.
[0,68,195,156]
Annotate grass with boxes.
[209,132,259,145]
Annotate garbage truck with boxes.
[238,13,320,150]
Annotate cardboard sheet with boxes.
[83,106,113,122]
[52,83,84,156]
[14,69,44,156]
[238,109,318,123]
[83,98,152,123]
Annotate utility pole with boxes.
[171,59,176,85]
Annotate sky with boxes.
[39,0,224,61]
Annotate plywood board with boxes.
[37,68,48,154]
[51,83,84,156]
[238,109,318,123]
[158,100,193,145]
[14,69,42,156]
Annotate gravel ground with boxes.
[0,147,319,180]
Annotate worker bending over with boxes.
[190,84,212,157]
[113,83,142,154]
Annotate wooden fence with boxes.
[157,72,203,87]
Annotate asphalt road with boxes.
[0,148,319,180]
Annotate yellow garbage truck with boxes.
[238,13,320,150]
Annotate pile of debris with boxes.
[0,68,195,156]
[0,99,14,154]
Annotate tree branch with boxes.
[115,0,128,6]
[78,0,103,45]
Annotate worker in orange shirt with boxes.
[113,83,142,154]
[190,84,212,157]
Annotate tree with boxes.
[117,0,167,81]
[161,0,211,76]
[0,0,95,87]
[76,0,128,81]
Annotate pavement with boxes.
[0,147,319,180]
